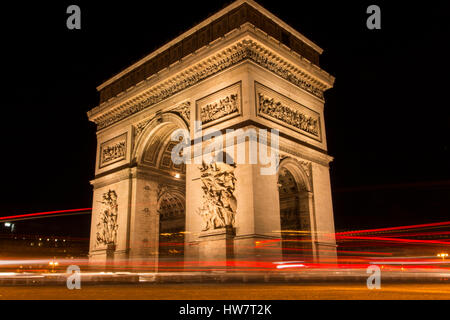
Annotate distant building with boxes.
[0,232,89,259]
[0,215,90,259]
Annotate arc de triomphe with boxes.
[87,0,337,270]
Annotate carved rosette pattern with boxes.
[96,190,119,247]
[91,39,328,130]
[197,162,237,231]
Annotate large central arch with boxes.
[130,113,188,270]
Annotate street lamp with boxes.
[437,253,449,260]
[48,259,59,273]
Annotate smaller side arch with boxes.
[157,185,186,267]
[278,157,312,193]
[277,157,316,261]
[157,186,186,211]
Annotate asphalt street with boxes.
[1,283,450,300]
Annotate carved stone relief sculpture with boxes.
[99,134,127,168]
[134,119,152,139]
[258,93,319,137]
[197,82,242,128]
[256,83,322,141]
[197,162,237,231]
[102,142,126,163]
[96,190,119,247]
[201,94,239,125]
[172,102,191,124]
[134,102,190,141]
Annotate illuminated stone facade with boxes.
[87,0,337,268]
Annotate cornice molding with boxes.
[88,30,334,131]
[96,0,324,92]
[90,168,133,190]
[278,136,334,167]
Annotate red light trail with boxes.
[0,208,92,222]
[336,221,450,236]
[336,235,450,246]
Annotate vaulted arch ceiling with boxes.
[141,123,186,174]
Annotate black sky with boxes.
[1,0,449,231]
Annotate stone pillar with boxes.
[198,227,235,270]
[184,162,204,265]
[88,244,115,271]
[299,191,316,260]
[233,159,283,263]
[128,170,160,271]
[88,170,133,270]
[311,163,337,262]
[185,136,283,268]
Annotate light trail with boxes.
[336,221,450,236]
[276,264,305,269]
[336,235,450,246]
[0,208,92,222]
[371,231,450,238]
[0,211,449,274]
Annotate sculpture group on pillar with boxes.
[197,162,237,231]
[96,190,119,247]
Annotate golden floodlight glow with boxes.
[86,0,338,267]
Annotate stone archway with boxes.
[88,1,338,268]
[157,186,186,271]
[278,158,315,261]
[127,113,188,268]
[133,112,189,166]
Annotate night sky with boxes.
[1,0,449,233]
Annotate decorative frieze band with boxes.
[90,39,329,130]
[99,133,127,169]
[255,82,322,142]
[98,2,324,104]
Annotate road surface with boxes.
[1,283,450,300]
